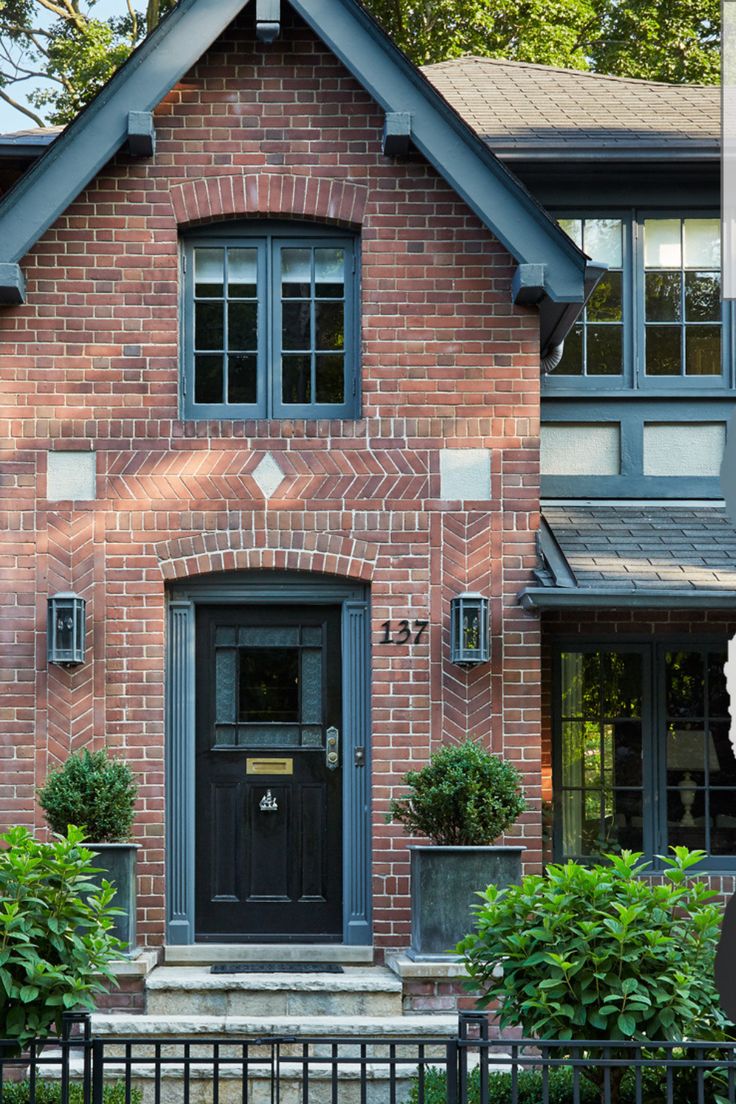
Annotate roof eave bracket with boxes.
[382,112,412,156]
[127,111,156,158]
[256,0,281,42]
[0,263,26,305]
[512,263,546,305]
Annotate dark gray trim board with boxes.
[0,0,598,346]
[520,587,736,610]
[165,572,372,946]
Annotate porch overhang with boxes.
[519,587,736,610]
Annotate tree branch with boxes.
[0,86,45,125]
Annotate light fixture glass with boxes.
[47,592,86,666]
[450,593,489,668]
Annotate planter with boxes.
[408,845,524,961]
[90,843,140,954]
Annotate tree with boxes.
[0,0,720,128]
[0,0,174,126]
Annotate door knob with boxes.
[326,727,339,770]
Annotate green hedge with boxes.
[1,1083,142,1104]
[409,1061,728,1104]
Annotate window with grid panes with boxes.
[552,218,625,378]
[554,643,736,868]
[182,226,358,419]
[548,214,726,386]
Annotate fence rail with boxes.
[0,1012,735,1104]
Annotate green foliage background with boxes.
[0,0,720,127]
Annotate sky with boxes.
[0,0,125,132]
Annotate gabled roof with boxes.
[423,57,719,160]
[520,504,736,609]
[0,0,595,342]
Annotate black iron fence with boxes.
[1,1011,735,1104]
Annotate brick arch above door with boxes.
[155,532,379,583]
[170,173,370,229]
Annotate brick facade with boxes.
[0,6,543,951]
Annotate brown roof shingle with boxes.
[422,57,718,154]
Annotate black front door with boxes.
[195,605,343,941]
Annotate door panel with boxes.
[195,605,343,941]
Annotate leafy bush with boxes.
[2,1084,141,1104]
[38,749,138,842]
[458,849,730,1103]
[387,740,525,845]
[0,825,123,1046]
[409,1062,728,1104]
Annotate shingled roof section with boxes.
[538,504,736,593]
[421,57,719,156]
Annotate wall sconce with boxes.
[450,592,490,668]
[47,592,86,667]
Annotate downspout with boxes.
[541,341,564,374]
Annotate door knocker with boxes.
[259,789,278,812]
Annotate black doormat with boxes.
[210,962,344,974]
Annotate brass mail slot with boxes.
[246,757,294,776]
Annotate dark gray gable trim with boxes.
[0,0,593,326]
[519,587,736,610]
[0,264,25,305]
[289,0,588,306]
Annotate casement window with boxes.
[182,224,359,420]
[549,214,728,388]
[554,642,735,869]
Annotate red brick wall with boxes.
[541,608,736,898]
[0,5,542,950]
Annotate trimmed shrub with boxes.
[38,749,138,842]
[387,740,525,845]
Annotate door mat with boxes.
[210,963,344,974]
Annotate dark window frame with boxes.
[552,636,736,872]
[545,209,733,395]
[181,221,360,420]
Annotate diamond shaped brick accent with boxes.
[252,453,285,499]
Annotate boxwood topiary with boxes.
[387,740,525,845]
[38,749,137,843]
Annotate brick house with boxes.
[0,0,733,981]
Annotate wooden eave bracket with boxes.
[256,0,281,42]
[0,263,26,305]
[512,263,546,305]
[127,111,156,157]
[382,112,412,156]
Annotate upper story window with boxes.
[182,224,359,420]
[549,214,727,389]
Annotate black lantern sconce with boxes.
[450,592,490,668]
[47,592,86,667]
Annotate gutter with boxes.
[519,587,736,610]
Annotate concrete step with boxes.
[92,1012,460,1039]
[164,944,374,966]
[145,966,404,1017]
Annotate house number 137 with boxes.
[380,620,429,645]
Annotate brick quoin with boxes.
[0,4,542,953]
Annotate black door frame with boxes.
[165,571,372,946]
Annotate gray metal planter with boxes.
[90,843,139,954]
[408,845,524,960]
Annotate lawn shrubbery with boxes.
[2,1084,141,1104]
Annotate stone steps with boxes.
[145,966,404,1017]
[92,1012,459,1038]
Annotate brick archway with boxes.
[170,173,369,228]
[155,531,377,582]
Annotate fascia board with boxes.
[0,0,251,266]
[518,587,736,610]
